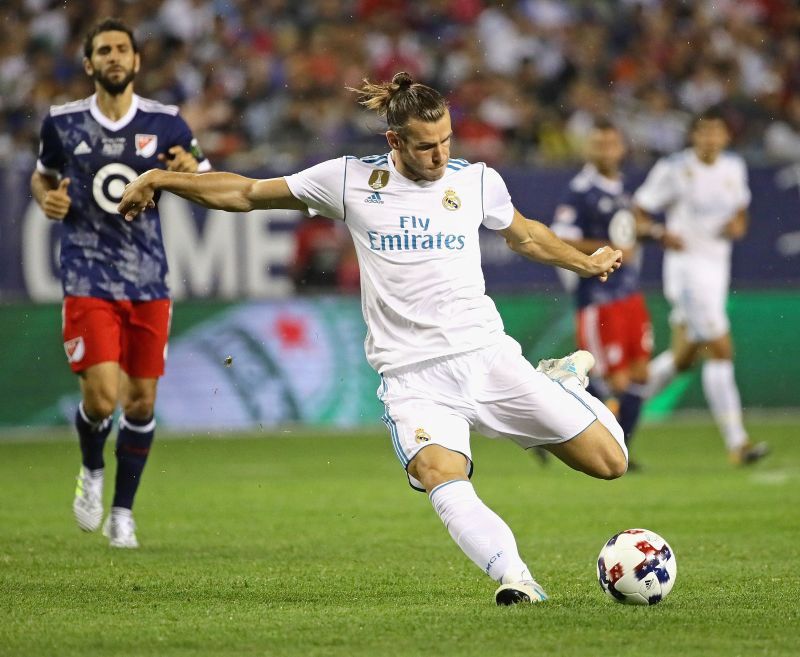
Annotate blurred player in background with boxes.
[633,108,768,465]
[30,18,210,548]
[551,119,681,469]
[119,72,628,605]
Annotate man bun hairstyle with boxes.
[351,72,448,137]
[84,18,138,58]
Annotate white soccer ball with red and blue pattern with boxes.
[597,528,677,605]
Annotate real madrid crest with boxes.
[369,169,390,190]
[414,428,431,444]
[442,188,461,211]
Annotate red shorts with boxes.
[62,296,172,378]
[576,293,653,377]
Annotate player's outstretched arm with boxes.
[632,205,683,249]
[118,169,307,221]
[500,208,622,281]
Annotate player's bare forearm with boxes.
[721,209,748,240]
[30,170,57,207]
[633,205,683,249]
[31,170,71,220]
[562,237,612,256]
[118,169,306,220]
[500,210,621,279]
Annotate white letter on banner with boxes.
[22,201,62,301]
[243,211,294,298]
[160,193,238,299]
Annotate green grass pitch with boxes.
[1,421,798,657]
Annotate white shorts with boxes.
[377,335,624,491]
[664,256,730,342]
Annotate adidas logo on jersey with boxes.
[364,192,384,204]
[73,141,92,155]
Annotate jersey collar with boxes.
[583,163,623,195]
[387,151,448,188]
[90,93,140,132]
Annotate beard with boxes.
[93,68,136,95]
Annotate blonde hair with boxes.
[350,72,448,137]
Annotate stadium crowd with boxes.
[2,0,800,172]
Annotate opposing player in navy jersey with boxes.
[551,120,679,467]
[30,18,210,548]
[119,72,628,605]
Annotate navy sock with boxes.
[75,402,113,471]
[113,415,155,510]
[587,378,612,403]
[619,385,646,447]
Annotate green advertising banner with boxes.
[1,291,798,430]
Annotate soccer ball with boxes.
[597,528,677,605]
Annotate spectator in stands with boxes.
[4,0,800,169]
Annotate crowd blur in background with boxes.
[3,0,800,177]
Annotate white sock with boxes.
[645,351,677,398]
[702,359,748,451]
[429,480,532,583]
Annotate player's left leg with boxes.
[482,342,628,479]
[702,333,768,465]
[103,374,158,548]
[104,299,171,548]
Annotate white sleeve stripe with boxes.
[50,97,92,116]
[342,157,349,221]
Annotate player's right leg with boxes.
[73,363,121,532]
[105,299,171,548]
[645,324,701,398]
[63,297,123,532]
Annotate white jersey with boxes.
[285,153,514,373]
[633,148,751,269]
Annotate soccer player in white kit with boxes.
[633,109,768,465]
[118,72,628,605]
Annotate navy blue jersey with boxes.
[36,94,210,301]
[551,164,641,309]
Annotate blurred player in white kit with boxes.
[633,108,768,465]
